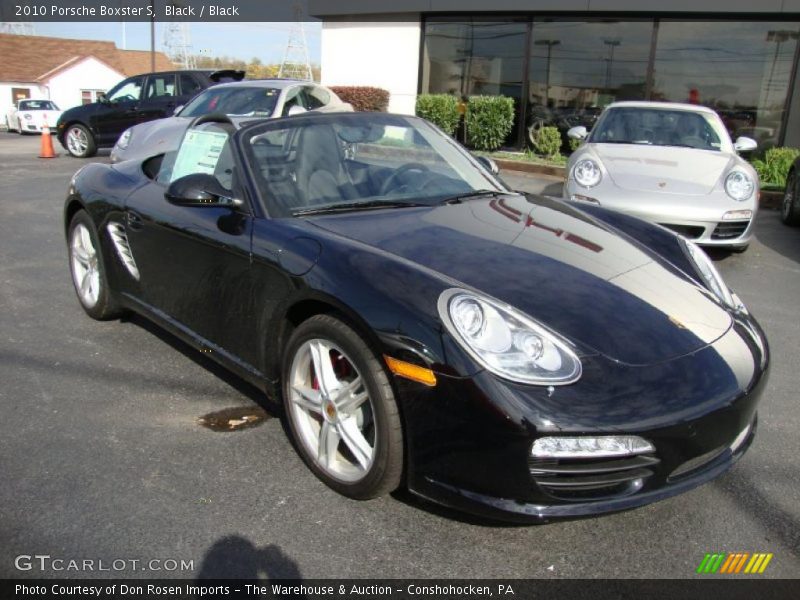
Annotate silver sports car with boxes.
[564,102,759,252]
[110,79,351,163]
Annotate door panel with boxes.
[137,73,179,123]
[93,76,144,145]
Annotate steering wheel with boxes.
[380,163,430,196]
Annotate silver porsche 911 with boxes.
[564,102,759,252]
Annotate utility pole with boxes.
[279,0,313,80]
[603,39,621,92]
[535,39,560,107]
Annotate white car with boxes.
[565,101,759,252]
[111,79,352,163]
[6,99,62,134]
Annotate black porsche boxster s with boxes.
[64,111,768,522]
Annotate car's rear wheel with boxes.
[282,314,403,499]
[65,124,97,158]
[781,170,800,226]
[68,210,122,320]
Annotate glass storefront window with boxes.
[653,21,800,150]
[422,18,527,146]
[527,19,654,149]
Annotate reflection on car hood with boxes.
[590,143,735,196]
[124,116,191,156]
[307,194,732,366]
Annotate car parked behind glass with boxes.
[110,79,352,164]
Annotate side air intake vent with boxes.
[106,222,140,280]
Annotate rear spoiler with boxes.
[209,69,246,83]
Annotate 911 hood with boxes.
[307,194,732,366]
[124,116,190,154]
[589,144,734,196]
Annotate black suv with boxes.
[56,69,244,158]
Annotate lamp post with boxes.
[603,39,621,92]
[535,39,560,107]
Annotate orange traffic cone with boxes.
[39,118,56,159]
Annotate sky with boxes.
[34,21,322,65]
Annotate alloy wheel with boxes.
[66,126,89,156]
[287,338,375,482]
[783,173,795,222]
[70,222,101,308]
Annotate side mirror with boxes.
[567,126,588,140]
[734,136,757,153]
[173,104,184,116]
[165,173,241,208]
[287,105,307,117]
[476,155,500,175]
[98,95,109,105]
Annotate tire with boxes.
[781,170,800,226]
[17,119,24,135]
[67,210,123,320]
[64,123,97,158]
[4,117,13,132]
[282,314,403,500]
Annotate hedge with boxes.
[465,95,515,151]
[751,147,800,188]
[531,126,562,158]
[415,94,460,136]
[329,86,390,112]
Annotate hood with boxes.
[125,116,190,154]
[307,194,732,366]
[58,102,111,123]
[590,144,734,196]
[20,110,61,125]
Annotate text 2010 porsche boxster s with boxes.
[64,112,768,522]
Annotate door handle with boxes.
[126,211,143,231]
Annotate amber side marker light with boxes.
[384,356,437,387]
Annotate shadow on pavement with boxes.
[197,536,303,579]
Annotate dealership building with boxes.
[311,1,800,149]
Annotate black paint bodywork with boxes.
[64,114,769,522]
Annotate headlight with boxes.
[724,170,754,201]
[438,288,582,385]
[23,114,32,120]
[681,238,735,309]
[116,128,133,150]
[572,158,602,188]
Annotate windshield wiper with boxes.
[439,189,516,205]
[293,199,427,217]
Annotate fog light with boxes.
[730,423,751,452]
[531,435,655,459]
[570,194,600,205]
[722,210,752,221]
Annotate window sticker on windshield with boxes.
[170,130,229,182]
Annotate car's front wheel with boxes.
[68,210,122,320]
[65,124,97,158]
[17,118,24,135]
[282,314,403,500]
[781,170,800,226]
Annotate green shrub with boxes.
[328,86,390,112]
[415,94,460,136]
[465,95,515,151]
[568,137,582,153]
[530,125,562,158]
[751,147,800,188]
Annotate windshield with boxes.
[180,86,280,118]
[19,100,58,111]
[589,107,731,152]
[243,113,508,217]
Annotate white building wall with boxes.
[321,18,421,115]
[0,83,48,113]
[46,57,124,111]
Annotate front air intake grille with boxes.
[712,221,749,240]
[659,223,705,239]
[668,446,727,481]
[530,454,659,502]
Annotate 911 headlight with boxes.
[681,238,735,309]
[572,158,602,188]
[724,170,754,201]
[23,113,32,120]
[438,289,582,385]
[116,128,133,150]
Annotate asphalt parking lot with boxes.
[0,131,798,579]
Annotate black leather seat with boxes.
[294,124,357,206]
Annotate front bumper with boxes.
[398,313,769,523]
[564,180,756,248]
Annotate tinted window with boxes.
[179,74,203,97]
[19,100,58,110]
[145,74,177,99]
[107,77,144,103]
[180,86,280,118]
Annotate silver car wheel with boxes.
[288,338,375,483]
[783,175,795,221]
[70,223,101,308]
[66,126,89,156]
